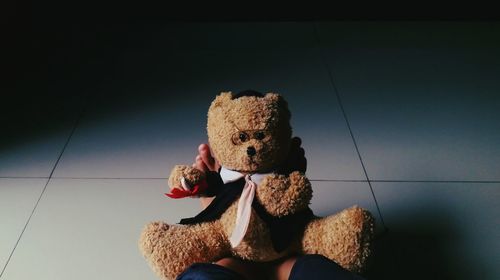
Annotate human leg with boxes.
[176,257,269,280]
[288,254,365,280]
[177,262,247,280]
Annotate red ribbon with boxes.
[165,179,208,199]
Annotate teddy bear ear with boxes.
[264,92,291,120]
[264,92,287,107]
[264,92,281,101]
[212,91,234,107]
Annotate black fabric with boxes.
[179,172,314,252]
[251,202,313,252]
[204,171,226,197]
[179,178,245,225]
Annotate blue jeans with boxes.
[176,263,246,280]
[289,254,365,280]
[177,254,366,280]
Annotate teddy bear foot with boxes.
[139,221,231,280]
[138,221,170,258]
[301,206,375,273]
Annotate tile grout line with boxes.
[47,177,370,182]
[46,178,500,183]
[0,101,87,279]
[311,22,388,230]
[2,177,499,183]
[312,22,402,277]
[0,177,50,179]
[370,180,500,184]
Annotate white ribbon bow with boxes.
[219,167,270,248]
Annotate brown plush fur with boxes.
[139,92,374,279]
[256,171,312,217]
[168,165,205,188]
[207,92,292,173]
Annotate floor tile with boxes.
[362,232,398,280]
[1,178,200,280]
[307,180,394,278]
[0,90,85,177]
[310,181,384,231]
[317,21,500,181]
[0,179,46,272]
[1,178,388,279]
[0,131,70,178]
[372,182,500,279]
[54,49,365,180]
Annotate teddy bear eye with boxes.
[239,132,249,142]
[254,131,265,140]
[231,132,249,145]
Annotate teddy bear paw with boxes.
[168,165,205,190]
[257,171,312,217]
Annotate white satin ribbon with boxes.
[180,177,191,191]
[219,167,271,248]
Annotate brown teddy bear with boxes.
[139,91,375,280]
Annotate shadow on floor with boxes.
[364,209,488,280]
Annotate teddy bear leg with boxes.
[300,206,374,273]
[139,221,230,280]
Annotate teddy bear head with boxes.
[207,90,292,173]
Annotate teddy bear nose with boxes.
[247,146,256,156]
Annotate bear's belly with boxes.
[220,202,290,261]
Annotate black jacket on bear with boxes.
[179,171,314,252]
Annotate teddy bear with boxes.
[139,91,375,280]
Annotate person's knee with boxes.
[177,263,246,280]
[289,254,365,280]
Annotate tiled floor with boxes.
[1,22,499,280]
[372,182,500,279]
[317,21,500,181]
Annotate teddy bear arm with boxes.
[139,220,231,280]
[286,171,313,213]
[257,172,312,217]
[299,206,375,273]
[168,165,205,190]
